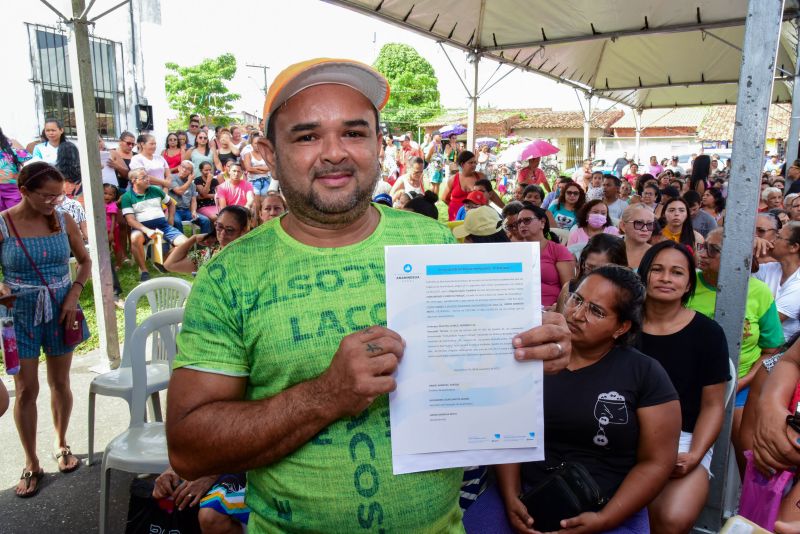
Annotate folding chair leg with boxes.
[149,392,163,423]
[88,391,96,465]
[99,461,112,534]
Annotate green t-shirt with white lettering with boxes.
[687,271,784,377]
[175,204,464,534]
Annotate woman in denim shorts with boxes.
[242,134,271,206]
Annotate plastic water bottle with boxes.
[2,317,19,375]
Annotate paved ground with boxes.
[0,348,160,533]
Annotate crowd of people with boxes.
[2,56,800,534]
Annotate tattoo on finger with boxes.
[366,343,382,354]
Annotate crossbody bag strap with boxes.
[4,213,58,304]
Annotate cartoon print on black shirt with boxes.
[593,391,628,446]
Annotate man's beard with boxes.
[275,154,381,228]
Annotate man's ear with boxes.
[258,137,276,171]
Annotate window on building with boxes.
[26,24,124,138]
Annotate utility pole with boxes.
[247,63,270,95]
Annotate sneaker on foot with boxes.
[139,271,151,282]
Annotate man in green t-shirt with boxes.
[166,58,572,534]
[688,228,784,472]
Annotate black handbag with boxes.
[520,462,608,532]
[125,478,201,534]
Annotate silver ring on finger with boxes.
[553,342,563,355]
[187,493,193,498]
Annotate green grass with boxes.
[76,263,193,354]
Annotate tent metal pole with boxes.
[693,0,786,531]
[582,93,592,161]
[634,108,643,164]
[786,21,800,186]
[66,0,121,367]
[467,52,480,151]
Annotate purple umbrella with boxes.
[439,124,467,137]
[476,137,499,148]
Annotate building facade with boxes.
[1,0,168,147]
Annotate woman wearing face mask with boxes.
[620,204,655,270]
[567,200,620,247]
[164,205,251,274]
[659,197,703,250]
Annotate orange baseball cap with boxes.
[262,58,390,130]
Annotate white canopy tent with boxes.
[323,1,796,532]
[325,0,800,158]
[323,0,798,107]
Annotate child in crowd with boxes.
[104,184,124,271]
[103,183,125,306]
[586,170,604,201]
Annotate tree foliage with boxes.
[165,53,241,126]
[373,44,441,133]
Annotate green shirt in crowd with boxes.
[174,204,464,534]
[687,271,784,378]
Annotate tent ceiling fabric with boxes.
[323,0,800,108]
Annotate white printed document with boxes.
[385,242,545,474]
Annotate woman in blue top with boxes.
[548,180,585,229]
[0,162,90,497]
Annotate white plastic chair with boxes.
[87,277,192,464]
[99,307,183,534]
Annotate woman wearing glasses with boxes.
[637,242,730,533]
[186,131,216,179]
[620,204,654,270]
[0,162,90,497]
[108,131,135,191]
[547,181,585,230]
[512,202,574,307]
[688,228,784,472]
[164,205,251,274]
[496,265,680,534]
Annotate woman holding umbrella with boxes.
[517,158,551,193]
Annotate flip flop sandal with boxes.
[17,468,44,498]
[54,446,80,473]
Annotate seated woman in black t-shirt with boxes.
[637,241,730,534]
[496,266,681,534]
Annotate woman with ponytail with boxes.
[0,161,90,497]
[0,127,32,209]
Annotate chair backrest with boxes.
[121,278,192,368]
[550,227,571,243]
[128,307,184,427]
[725,358,737,407]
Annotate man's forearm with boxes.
[168,374,339,480]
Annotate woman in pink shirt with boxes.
[515,202,575,307]
[215,162,254,213]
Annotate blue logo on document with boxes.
[529,432,536,438]
[494,434,501,439]
[403,264,413,273]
